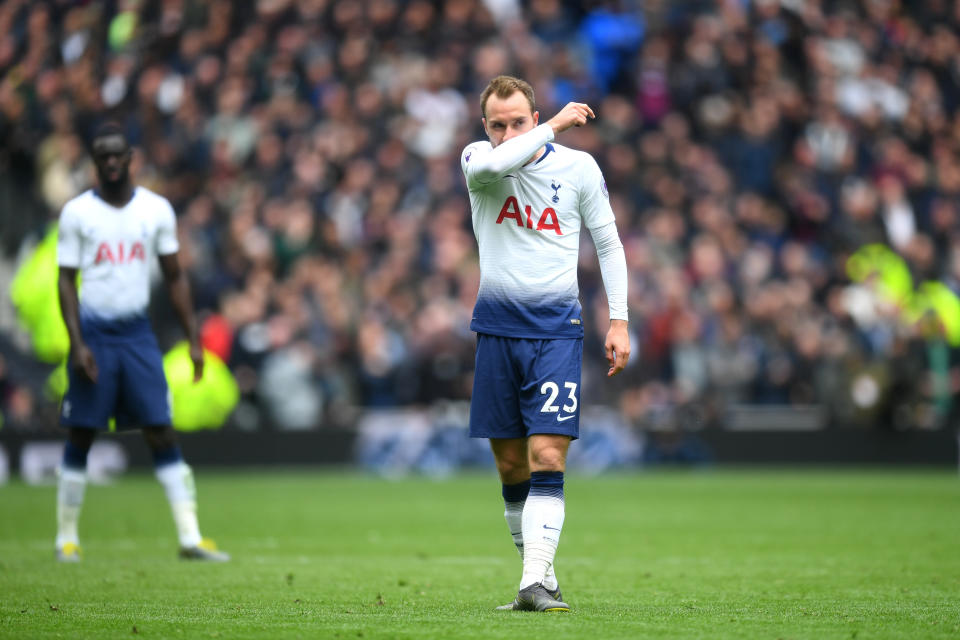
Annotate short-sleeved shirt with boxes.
[57,187,179,321]
[460,141,614,339]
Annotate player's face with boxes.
[483,91,539,148]
[92,133,132,187]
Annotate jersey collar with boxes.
[534,142,555,165]
[93,186,138,209]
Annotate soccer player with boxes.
[460,76,630,611]
[53,123,229,563]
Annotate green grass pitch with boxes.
[1,468,958,639]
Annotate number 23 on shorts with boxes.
[540,381,578,420]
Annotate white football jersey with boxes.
[461,124,615,338]
[57,187,179,320]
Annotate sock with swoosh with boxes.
[519,471,564,590]
[504,480,560,591]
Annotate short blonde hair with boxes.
[480,75,535,118]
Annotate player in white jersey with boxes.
[53,123,228,562]
[461,76,630,611]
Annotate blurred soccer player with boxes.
[461,76,630,611]
[54,123,228,562]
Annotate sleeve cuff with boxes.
[538,123,555,143]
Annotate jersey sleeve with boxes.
[56,202,82,268]
[578,154,616,230]
[155,198,180,256]
[590,221,628,321]
[460,140,493,189]
[460,124,555,190]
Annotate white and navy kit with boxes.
[57,187,179,429]
[461,123,627,439]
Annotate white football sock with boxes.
[504,500,524,556]
[543,562,559,592]
[505,499,558,590]
[56,467,87,548]
[155,461,202,548]
[520,492,565,589]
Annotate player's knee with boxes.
[529,447,565,471]
[494,455,529,482]
[142,425,177,451]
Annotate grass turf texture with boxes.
[1,469,958,639]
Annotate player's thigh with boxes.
[469,334,525,438]
[117,337,172,427]
[61,342,120,429]
[519,338,582,439]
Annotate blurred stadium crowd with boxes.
[1,0,959,434]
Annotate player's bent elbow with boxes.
[466,167,501,186]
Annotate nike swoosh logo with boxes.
[543,525,561,531]
[557,415,575,422]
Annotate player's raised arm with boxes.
[462,124,555,187]
[462,102,596,189]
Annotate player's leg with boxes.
[520,433,570,590]
[141,426,200,549]
[506,434,571,611]
[490,438,562,587]
[490,437,563,610]
[512,337,581,611]
[56,338,118,561]
[141,425,229,561]
[118,332,228,561]
[56,428,97,561]
[491,437,529,558]
[469,334,535,608]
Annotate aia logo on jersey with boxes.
[94,241,146,264]
[495,196,563,235]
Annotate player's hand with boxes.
[71,343,99,383]
[546,102,595,136]
[189,341,204,383]
[604,319,630,378]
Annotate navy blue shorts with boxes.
[469,333,582,440]
[60,316,171,430]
